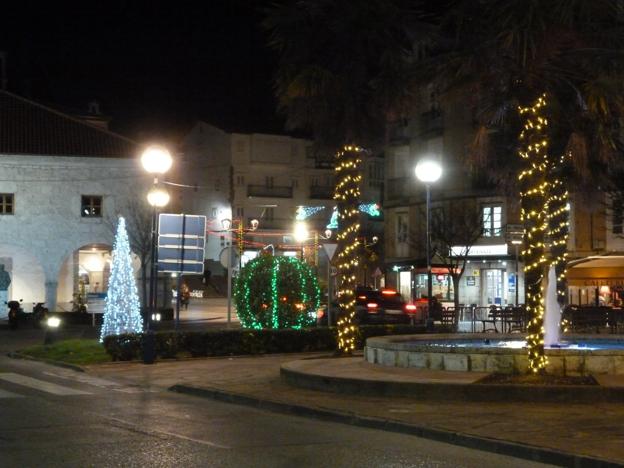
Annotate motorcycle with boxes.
[32,302,49,328]
[7,299,23,330]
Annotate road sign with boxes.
[158,213,206,274]
[322,243,338,260]
[219,247,239,269]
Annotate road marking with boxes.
[43,370,121,388]
[107,416,230,449]
[43,370,159,394]
[0,373,91,395]
[0,387,23,398]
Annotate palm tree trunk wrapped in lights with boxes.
[518,94,550,373]
[519,95,571,372]
[546,155,570,302]
[334,145,363,353]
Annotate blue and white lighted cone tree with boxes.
[100,216,143,341]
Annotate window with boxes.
[482,205,502,237]
[236,175,245,186]
[292,178,298,188]
[220,235,226,247]
[266,207,275,221]
[613,198,623,235]
[0,194,13,214]
[265,176,274,188]
[396,213,408,244]
[211,207,218,218]
[235,207,244,219]
[81,196,102,217]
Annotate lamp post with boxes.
[293,221,310,260]
[415,158,442,330]
[141,145,172,330]
[220,217,259,325]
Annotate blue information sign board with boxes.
[157,213,206,274]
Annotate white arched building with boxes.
[0,90,150,315]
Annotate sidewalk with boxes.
[85,352,624,467]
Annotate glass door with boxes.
[482,269,503,305]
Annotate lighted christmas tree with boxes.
[100,217,143,341]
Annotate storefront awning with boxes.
[567,254,624,287]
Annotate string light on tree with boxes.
[517,94,569,373]
[234,254,320,329]
[334,145,364,353]
[100,217,143,341]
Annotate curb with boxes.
[7,351,86,373]
[280,364,624,404]
[169,384,621,468]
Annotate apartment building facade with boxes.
[383,90,624,308]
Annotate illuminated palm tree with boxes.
[264,0,420,352]
[421,0,624,371]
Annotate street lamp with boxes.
[293,221,309,260]
[415,158,442,329]
[141,145,172,330]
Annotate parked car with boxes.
[317,288,414,325]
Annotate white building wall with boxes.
[0,154,150,310]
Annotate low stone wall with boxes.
[365,334,624,376]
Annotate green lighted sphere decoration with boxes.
[234,254,321,329]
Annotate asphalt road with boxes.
[0,355,556,468]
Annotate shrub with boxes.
[102,325,425,361]
[103,334,141,361]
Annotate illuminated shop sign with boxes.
[451,244,508,257]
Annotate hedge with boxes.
[102,324,426,361]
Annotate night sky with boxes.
[0,1,283,142]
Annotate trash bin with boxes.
[142,330,156,365]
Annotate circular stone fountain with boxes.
[365,333,624,375]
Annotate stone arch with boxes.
[0,244,46,316]
[56,241,141,312]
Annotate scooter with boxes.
[32,302,49,328]
[7,299,23,330]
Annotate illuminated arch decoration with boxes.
[326,203,380,229]
[234,254,320,329]
[296,205,326,221]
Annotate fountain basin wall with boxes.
[365,334,624,376]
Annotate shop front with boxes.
[389,243,525,307]
[567,256,624,307]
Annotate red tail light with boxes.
[381,289,397,295]
[405,304,417,313]
[367,302,379,309]
[358,295,367,300]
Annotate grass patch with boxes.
[19,339,111,366]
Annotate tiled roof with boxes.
[0,90,137,158]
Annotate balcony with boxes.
[309,185,334,200]
[419,110,444,136]
[386,177,412,200]
[255,218,292,230]
[388,120,410,144]
[247,185,293,199]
